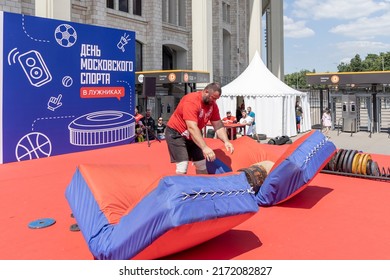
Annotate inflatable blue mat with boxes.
[65,167,258,260]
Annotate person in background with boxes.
[236,106,243,133]
[134,106,145,142]
[239,110,254,136]
[222,111,237,140]
[322,108,332,138]
[165,82,234,174]
[236,106,242,121]
[156,117,166,140]
[295,100,303,133]
[134,106,143,123]
[247,106,260,142]
[141,109,156,140]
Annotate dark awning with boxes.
[306,71,390,86]
[135,70,210,84]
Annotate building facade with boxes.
[1,0,284,117]
[1,0,285,81]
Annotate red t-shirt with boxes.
[135,113,143,123]
[167,91,221,139]
[222,116,237,135]
[222,116,237,124]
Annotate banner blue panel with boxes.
[1,12,136,163]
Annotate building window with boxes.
[178,0,185,27]
[222,2,230,23]
[119,0,129,13]
[163,46,176,70]
[168,0,177,25]
[163,0,185,27]
[133,0,142,16]
[136,41,143,72]
[162,0,168,22]
[107,0,114,9]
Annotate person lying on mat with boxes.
[165,82,234,174]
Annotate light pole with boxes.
[382,57,385,92]
[382,56,385,71]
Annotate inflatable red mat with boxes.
[0,133,389,259]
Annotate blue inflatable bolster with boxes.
[206,131,337,206]
[207,158,231,174]
[255,132,336,206]
[66,171,258,260]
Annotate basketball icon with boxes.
[15,132,52,161]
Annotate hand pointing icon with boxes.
[47,94,63,111]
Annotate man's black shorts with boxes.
[165,126,204,163]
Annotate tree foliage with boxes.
[285,52,390,89]
[284,69,312,89]
[337,52,390,72]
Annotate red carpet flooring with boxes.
[0,137,389,260]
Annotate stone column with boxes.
[269,0,284,80]
[35,0,71,21]
[192,0,213,87]
[248,0,262,61]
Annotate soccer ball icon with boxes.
[54,24,77,47]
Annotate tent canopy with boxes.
[218,52,311,138]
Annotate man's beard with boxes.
[202,97,210,105]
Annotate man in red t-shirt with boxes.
[222,111,237,140]
[166,82,234,174]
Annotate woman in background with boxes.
[322,108,332,138]
[295,100,303,133]
[156,117,166,140]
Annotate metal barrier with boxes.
[369,118,373,138]
[341,95,358,133]
[336,117,354,137]
[337,118,342,136]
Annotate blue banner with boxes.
[1,12,136,163]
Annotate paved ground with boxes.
[289,129,390,155]
[226,128,389,155]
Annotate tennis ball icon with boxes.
[62,76,73,87]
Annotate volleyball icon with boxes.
[15,132,52,161]
[54,24,77,48]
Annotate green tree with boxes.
[337,62,350,72]
[285,69,311,89]
[350,54,363,71]
[362,54,379,71]
[336,52,390,72]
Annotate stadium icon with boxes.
[68,110,135,146]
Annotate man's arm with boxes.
[212,120,234,154]
[185,120,217,161]
[212,120,228,141]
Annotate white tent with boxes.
[218,52,311,138]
